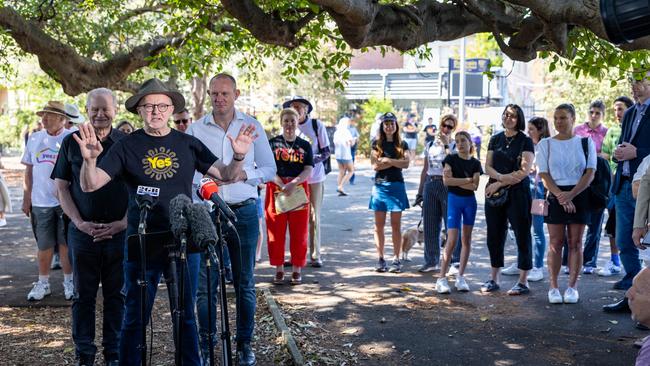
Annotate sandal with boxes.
[290,272,302,285]
[273,271,285,285]
[507,282,530,296]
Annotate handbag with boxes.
[485,133,525,207]
[486,187,509,207]
[530,140,549,216]
[311,119,332,174]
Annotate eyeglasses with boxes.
[138,103,172,113]
[174,118,190,125]
[441,124,454,130]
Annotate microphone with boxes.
[136,185,160,210]
[198,178,238,223]
[169,194,192,248]
[185,203,217,249]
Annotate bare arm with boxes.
[442,165,473,187]
[21,164,33,217]
[417,155,429,197]
[385,155,410,169]
[500,151,534,185]
[458,172,481,191]
[371,150,391,171]
[73,124,112,192]
[568,169,595,199]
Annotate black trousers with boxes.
[485,184,533,270]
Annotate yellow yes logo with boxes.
[142,147,179,180]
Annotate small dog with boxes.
[401,225,424,261]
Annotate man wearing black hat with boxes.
[283,96,330,267]
[52,88,127,366]
[73,78,257,365]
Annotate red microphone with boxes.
[198,178,238,223]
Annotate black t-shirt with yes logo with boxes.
[99,129,218,232]
[269,135,314,178]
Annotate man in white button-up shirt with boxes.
[187,73,275,366]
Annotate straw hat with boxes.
[36,101,67,118]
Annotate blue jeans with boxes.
[530,180,547,268]
[119,248,201,365]
[69,224,124,362]
[197,202,259,355]
[615,180,641,289]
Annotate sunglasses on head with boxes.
[174,119,190,125]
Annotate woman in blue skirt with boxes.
[369,112,410,273]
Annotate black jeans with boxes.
[485,183,533,270]
[69,224,125,361]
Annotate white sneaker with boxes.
[597,261,621,277]
[455,276,470,292]
[563,287,579,303]
[501,263,519,275]
[27,281,51,301]
[0,217,7,227]
[436,277,451,294]
[446,264,460,277]
[562,265,570,274]
[63,280,74,300]
[528,267,544,282]
[548,288,563,304]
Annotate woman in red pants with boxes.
[266,108,314,285]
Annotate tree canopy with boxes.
[1,0,650,95]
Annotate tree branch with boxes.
[0,6,186,95]
[220,0,318,49]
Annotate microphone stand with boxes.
[208,210,233,366]
[137,204,151,366]
[166,242,182,366]
[177,231,188,366]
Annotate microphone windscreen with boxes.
[169,194,191,238]
[186,203,217,248]
[199,178,219,201]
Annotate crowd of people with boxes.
[12,69,650,365]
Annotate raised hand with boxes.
[227,123,258,156]
[72,123,103,160]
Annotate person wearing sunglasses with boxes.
[415,114,460,273]
[173,108,193,133]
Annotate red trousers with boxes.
[265,179,310,267]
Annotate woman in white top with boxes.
[536,103,597,304]
[415,114,458,272]
[334,117,355,196]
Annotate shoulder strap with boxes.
[311,118,322,150]
[581,137,589,173]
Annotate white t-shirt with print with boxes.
[21,129,71,207]
[297,118,331,184]
[536,136,597,186]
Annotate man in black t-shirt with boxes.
[72,78,258,365]
[52,88,128,366]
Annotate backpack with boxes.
[311,119,332,175]
[581,137,612,210]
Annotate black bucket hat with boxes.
[125,78,185,114]
[282,96,313,114]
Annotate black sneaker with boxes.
[480,280,500,293]
[388,259,402,273]
[375,258,388,272]
[507,282,530,296]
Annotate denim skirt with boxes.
[369,181,410,212]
